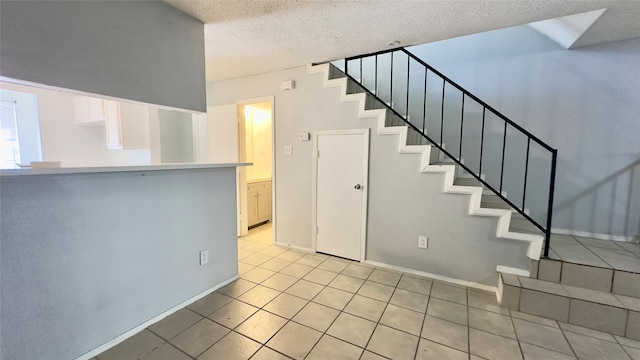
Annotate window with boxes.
[0,100,21,168]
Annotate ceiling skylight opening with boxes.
[528,8,607,49]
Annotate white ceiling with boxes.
[165,1,640,83]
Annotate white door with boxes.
[314,129,369,261]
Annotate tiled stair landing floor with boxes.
[501,272,640,340]
[547,234,640,273]
[95,224,640,360]
[496,234,640,346]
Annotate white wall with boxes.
[0,1,206,112]
[408,28,640,240]
[207,104,239,163]
[0,167,238,360]
[245,103,273,181]
[0,89,42,165]
[1,83,152,167]
[208,66,529,285]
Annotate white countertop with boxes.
[0,163,252,177]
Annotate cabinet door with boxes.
[105,101,123,149]
[73,96,107,125]
[247,191,259,227]
[257,187,272,223]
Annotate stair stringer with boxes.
[307,63,543,263]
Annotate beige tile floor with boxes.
[96,224,640,360]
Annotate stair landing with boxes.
[500,234,640,340]
[545,234,640,274]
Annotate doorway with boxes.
[237,98,274,239]
[312,129,370,261]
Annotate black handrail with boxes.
[340,47,558,257]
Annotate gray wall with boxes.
[0,1,206,112]
[408,27,640,240]
[208,66,529,286]
[0,168,238,360]
[159,109,195,163]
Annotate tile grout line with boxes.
[507,296,526,360]
[299,263,370,359]
[234,249,330,359]
[241,249,383,359]
[146,327,200,360]
[466,287,471,360]
[614,316,636,360]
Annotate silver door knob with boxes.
[354,184,362,190]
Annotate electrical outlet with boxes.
[200,249,209,265]
[284,145,292,155]
[418,236,428,249]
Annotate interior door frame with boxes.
[236,96,275,240]
[311,128,370,262]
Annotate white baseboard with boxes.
[74,274,240,360]
[364,260,497,294]
[274,241,314,253]
[552,228,638,242]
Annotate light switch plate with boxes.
[298,133,310,141]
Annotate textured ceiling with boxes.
[165,1,640,82]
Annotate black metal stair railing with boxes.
[333,48,558,257]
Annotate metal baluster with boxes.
[359,57,363,83]
[345,59,348,79]
[390,52,394,107]
[479,107,486,175]
[422,68,427,139]
[375,55,378,96]
[499,122,507,193]
[440,79,445,145]
[406,56,410,119]
[522,138,531,210]
[459,94,465,160]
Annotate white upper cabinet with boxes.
[73,95,108,126]
[73,95,150,150]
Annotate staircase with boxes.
[313,48,559,260]
[333,48,558,257]
[309,49,640,340]
[308,48,639,340]
[309,61,545,262]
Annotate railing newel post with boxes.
[545,150,558,258]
